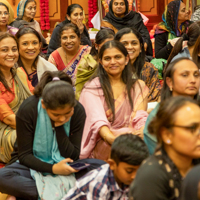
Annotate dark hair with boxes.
[192,34,200,69]
[161,57,199,101]
[0,33,18,93]
[111,134,149,165]
[148,96,198,146]
[15,27,42,72]
[167,21,200,66]
[34,71,75,109]
[96,40,138,122]
[0,2,9,12]
[59,23,80,46]
[90,29,115,58]
[115,28,145,78]
[66,4,83,17]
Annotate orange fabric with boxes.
[0,68,34,121]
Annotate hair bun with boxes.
[182,33,189,41]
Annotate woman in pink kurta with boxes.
[79,40,149,160]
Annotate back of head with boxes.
[111,134,149,166]
[34,71,74,110]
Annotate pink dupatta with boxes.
[79,77,149,159]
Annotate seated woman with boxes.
[48,23,91,85]
[115,28,161,102]
[166,21,200,68]
[131,96,200,200]
[10,0,47,48]
[143,57,200,155]
[47,4,92,58]
[75,29,115,99]
[101,0,152,56]
[155,0,191,60]
[0,33,33,163]
[0,71,88,200]
[15,27,57,87]
[80,40,149,160]
[0,0,18,35]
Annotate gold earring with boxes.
[170,87,173,91]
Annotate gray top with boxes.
[171,47,191,62]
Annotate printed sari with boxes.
[79,77,149,160]
[0,68,33,163]
[48,45,91,85]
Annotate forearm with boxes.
[3,114,16,129]
[99,126,115,145]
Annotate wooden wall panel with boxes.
[139,0,158,16]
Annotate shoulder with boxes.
[143,62,159,73]
[134,79,146,89]
[73,100,86,115]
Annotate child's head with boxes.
[108,134,149,186]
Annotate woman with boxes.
[16,27,57,87]
[0,33,33,163]
[167,22,200,68]
[47,4,92,58]
[80,40,149,160]
[115,27,161,102]
[155,0,191,60]
[75,29,115,99]
[101,0,152,56]
[143,57,200,155]
[0,71,88,200]
[131,96,200,200]
[48,23,91,85]
[0,0,18,35]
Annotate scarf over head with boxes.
[103,0,143,30]
[155,0,191,37]
[17,0,28,19]
[0,0,14,24]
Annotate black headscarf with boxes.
[103,0,143,30]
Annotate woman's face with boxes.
[119,33,141,64]
[43,103,74,126]
[164,103,200,159]
[167,60,200,98]
[178,2,189,23]
[0,5,9,26]
[18,33,41,61]
[112,0,126,18]
[0,37,18,70]
[61,29,80,53]
[101,47,129,78]
[23,1,36,21]
[67,8,84,25]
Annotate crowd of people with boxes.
[0,0,200,199]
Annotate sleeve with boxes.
[56,101,86,161]
[155,32,173,59]
[101,21,115,32]
[132,158,171,200]
[16,98,53,173]
[0,97,14,121]
[48,54,57,67]
[62,186,87,200]
[47,25,61,58]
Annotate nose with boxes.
[59,115,66,122]
[190,74,197,83]
[28,43,34,49]
[8,49,14,56]
[110,57,116,64]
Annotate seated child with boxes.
[62,134,149,199]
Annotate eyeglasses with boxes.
[0,12,9,16]
[169,124,200,137]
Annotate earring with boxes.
[170,87,173,91]
[167,139,171,144]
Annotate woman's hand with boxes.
[3,114,16,129]
[76,19,84,34]
[52,158,78,175]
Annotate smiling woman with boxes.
[0,32,33,163]
[48,23,91,86]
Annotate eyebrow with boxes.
[120,39,138,42]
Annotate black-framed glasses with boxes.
[169,124,200,136]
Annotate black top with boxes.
[13,95,86,174]
[47,20,92,58]
[155,32,173,60]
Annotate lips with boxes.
[187,86,197,90]
[6,58,15,61]
[26,51,36,55]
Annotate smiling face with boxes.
[67,8,84,25]
[167,60,200,98]
[23,1,36,21]
[100,47,129,78]
[178,2,189,24]
[163,103,200,159]
[119,32,141,64]
[18,33,41,62]
[61,29,80,53]
[0,5,9,27]
[0,37,18,70]
[112,0,126,18]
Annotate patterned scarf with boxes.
[17,0,28,19]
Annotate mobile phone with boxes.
[69,162,91,171]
